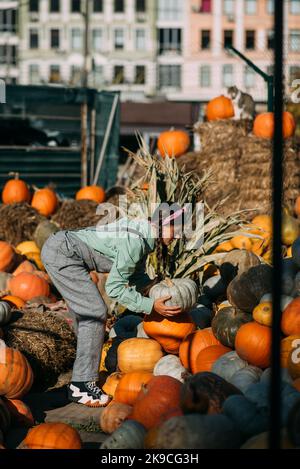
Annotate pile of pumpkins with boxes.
[98,231,300,449]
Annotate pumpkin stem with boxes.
[8,172,19,180]
[164,278,174,287]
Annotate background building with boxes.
[0,0,18,84]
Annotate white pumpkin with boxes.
[149,278,198,313]
[136,322,149,338]
[230,365,262,393]
[154,355,187,383]
[0,302,12,326]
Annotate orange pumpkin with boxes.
[281,298,300,336]
[31,188,58,217]
[100,400,132,435]
[253,111,296,139]
[24,422,82,449]
[281,335,300,368]
[5,399,34,427]
[0,242,17,273]
[235,322,271,368]
[143,312,196,354]
[9,272,50,301]
[13,261,36,276]
[0,346,33,399]
[16,241,40,256]
[157,129,190,158]
[1,295,25,309]
[1,173,30,205]
[128,375,182,430]
[102,372,124,398]
[214,240,234,253]
[117,338,163,373]
[253,302,273,327]
[251,215,272,236]
[114,371,153,406]
[206,95,235,121]
[179,328,221,373]
[194,344,231,373]
[230,235,252,251]
[76,185,106,204]
[295,196,300,218]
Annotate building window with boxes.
[157,0,183,21]
[200,0,212,13]
[50,29,60,48]
[159,65,181,89]
[0,9,17,33]
[135,29,146,50]
[290,65,300,83]
[113,65,125,84]
[92,29,103,50]
[0,45,17,65]
[200,65,211,87]
[114,0,125,13]
[29,0,39,12]
[49,65,61,83]
[70,65,82,86]
[93,0,103,12]
[224,30,234,48]
[71,28,82,50]
[29,64,40,84]
[158,29,182,55]
[244,66,255,88]
[29,29,39,49]
[267,0,274,14]
[135,65,146,84]
[136,0,146,12]
[290,0,300,14]
[222,64,234,87]
[92,65,104,88]
[267,30,274,49]
[50,0,60,13]
[71,0,81,12]
[114,29,125,49]
[290,29,300,51]
[245,0,257,14]
[201,30,211,49]
[245,30,256,49]
[223,0,235,15]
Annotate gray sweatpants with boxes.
[41,231,113,383]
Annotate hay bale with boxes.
[194,119,253,153]
[0,203,46,245]
[4,309,76,391]
[51,199,104,230]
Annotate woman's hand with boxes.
[153,296,183,317]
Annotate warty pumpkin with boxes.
[253,111,296,139]
[31,188,58,217]
[76,185,106,204]
[212,306,253,348]
[179,328,221,372]
[102,372,124,398]
[281,298,300,336]
[235,322,271,368]
[206,95,235,121]
[128,375,182,430]
[0,242,18,273]
[100,401,133,434]
[194,345,231,373]
[1,173,30,205]
[149,278,198,314]
[180,371,242,415]
[281,335,300,368]
[24,422,82,449]
[0,345,33,398]
[157,129,190,158]
[117,338,163,373]
[143,311,196,354]
[253,302,273,327]
[5,399,34,427]
[9,272,50,301]
[114,371,153,406]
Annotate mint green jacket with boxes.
[71,218,156,314]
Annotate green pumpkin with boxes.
[229,366,262,393]
[212,306,253,348]
[33,220,59,250]
[0,302,12,327]
[100,420,146,449]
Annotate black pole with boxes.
[269,0,284,450]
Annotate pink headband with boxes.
[162,207,187,226]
